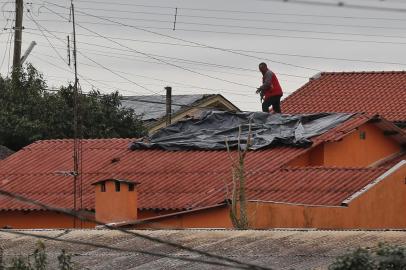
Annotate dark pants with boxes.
[262,95,282,113]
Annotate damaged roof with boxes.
[120,94,239,122]
[0,114,404,212]
[2,229,406,270]
[282,71,406,125]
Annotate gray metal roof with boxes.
[2,229,406,269]
[121,95,213,121]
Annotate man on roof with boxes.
[256,62,283,113]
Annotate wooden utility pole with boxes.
[13,0,23,70]
[71,0,81,229]
[165,86,172,126]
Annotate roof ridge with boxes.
[282,166,387,171]
[320,71,406,75]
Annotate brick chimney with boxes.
[92,178,139,224]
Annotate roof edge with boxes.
[248,200,346,208]
[104,203,227,228]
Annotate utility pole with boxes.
[165,86,172,126]
[71,0,81,229]
[13,0,23,70]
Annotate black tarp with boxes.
[130,111,354,151]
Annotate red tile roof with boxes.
[247,167,387,206]
[0,114,403,211]
[282,71,406,123]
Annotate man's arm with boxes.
[256,71,273,94]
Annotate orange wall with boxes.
[135,206,233,229]
[324,124,401,167]
[95,181,137,224]
[289,123,401,167]
[289,144,324,166]
[0,211,96,229]
[0,209,175,229]
[249,163,406,229]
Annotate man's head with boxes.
[259,62,268,74]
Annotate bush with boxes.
[329,243,406,270]
[3,242,75,270]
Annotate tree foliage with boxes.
[329,243,406,270]
[0,65,146,150]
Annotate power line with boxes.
[20,27,406,67]
[26,12,67,64]
[26,14,161,95]
[263,0,406,13]
[42,7,261,88]
[44,3,321,72]
[0,18,12,71]
[0,230,251,269]
[21,29,309,79]
[23,9,406,32]
[30,52,265,107]
[41,4,406,47]
[41,0,406,17]
[0,190,271,270]
[19,31,306,81]
[27,17,406,40]
[20,21,406,46]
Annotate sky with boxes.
[1,0,406,111]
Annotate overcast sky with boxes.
[1,0,406,111]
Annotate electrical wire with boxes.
[33,8,262,89]
[37,0,406,19]
[20,27,406,67]
[26,12,160,95]
[0,190,271,270]
[24,13,406,37]
[43,3,406,47]
[43,3,321,72]
[25,9,406,31]
[0,229,261,269]
[20,29,308,80]
[262,0,406,13]
[0,18,12,71]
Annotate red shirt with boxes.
[261,70,283,99]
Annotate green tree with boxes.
[0,64,146,150]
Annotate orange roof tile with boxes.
[0,114,403,211]
[282,71,406,123]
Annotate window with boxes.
[128,183,135,192]
[115,181,120,192]
[100,183,106,192]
